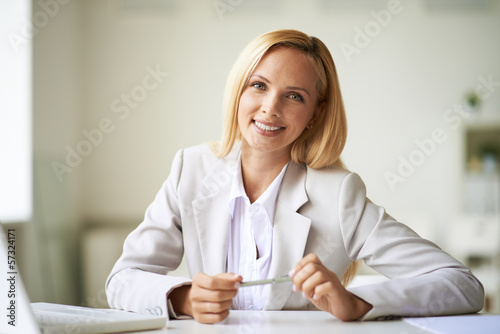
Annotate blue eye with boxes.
[289,93,303,102]
[251,82,265,90]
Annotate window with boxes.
[0,1,32,222]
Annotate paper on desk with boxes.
[403,314,500,334]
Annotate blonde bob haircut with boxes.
[216,29,348,170]
[215,29,358,286]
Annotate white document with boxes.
[404,314,500,334]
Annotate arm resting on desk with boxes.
[337,173,485,320]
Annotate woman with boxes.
[106,29,484,324]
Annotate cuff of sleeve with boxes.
[167,299,192,320]
[348,285,398,321]
[166,281,193,320]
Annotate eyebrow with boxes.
[252,74,311,97]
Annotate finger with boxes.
[192,300,233,315]
[194,309,230,324]
[215,272,243,286]
[292,261,323,292]
[190,284,239,303]
[311,280,338,301]
[194,272,242,290]
[289,253,321,277]
[216,272,243,281]
[301,271,329,299]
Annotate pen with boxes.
[240,275,293,287]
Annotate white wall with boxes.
[79,0,500,237]
[31,0,500,304]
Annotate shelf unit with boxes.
[448,123,500,312]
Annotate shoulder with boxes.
[180,143,217,164]
[174,143,238,167]
[301,165,368,212]
[172,143,239,185]
[305,165,365,194]
[174,144,228,169]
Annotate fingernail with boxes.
[234,282,241,288]
[288,269,296,277]
[292,284,297,292]
[313,294,318,300]
[302,291,306,299]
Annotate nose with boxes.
[260,92,281,117]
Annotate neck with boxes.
[240,141,290,203]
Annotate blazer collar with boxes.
[192,148,239,275]
[264,161,311,310]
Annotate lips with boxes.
[254,120,284,132]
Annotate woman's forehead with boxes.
[251,47,318,93]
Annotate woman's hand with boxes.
[289,253,372,321]
[170,272,242,324]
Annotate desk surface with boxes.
[138,311,500,334]
[135,311,443,334]
[172,311,424,334]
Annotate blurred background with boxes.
[1,0,500,313]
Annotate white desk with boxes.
[137,311,500,334]
[167,311,422,333]
[134,310,499,334]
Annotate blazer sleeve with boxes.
[105,149,192,317]
[340,173,484,320]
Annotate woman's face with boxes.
[237,47,319,158]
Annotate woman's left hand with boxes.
[289,253,372,321]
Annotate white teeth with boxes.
[255,121,282,131]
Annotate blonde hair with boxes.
[214,29,357,285]
[215,29,347,169]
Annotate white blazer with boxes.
[106,144,484,320]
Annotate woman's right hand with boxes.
[172,272,242,324]
[190,272,242,323]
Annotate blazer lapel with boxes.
[265,162,311,310]
[192,152,238,276]
[192,152,312,310]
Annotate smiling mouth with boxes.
[254,121,284,132]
